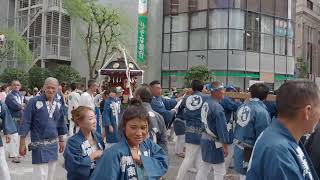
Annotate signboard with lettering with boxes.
[137,0,148,64]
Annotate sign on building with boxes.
[137,0,148,65]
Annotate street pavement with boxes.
[4,136,239,180]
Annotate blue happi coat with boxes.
[5,90,23,118]
[220,96,241,144]
[19,94,68,164]
[64,131,105,180]
[173,98,186,136]
[183,91,209,145]
[200,98,229,164]
[234,98,271,175]
[0,102,17,147]
[103,96,121,143]
[90,138,168,180]
[150,96,176,127]
[247,119,319,180]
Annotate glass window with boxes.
[190,11,207,29]
[209,9,228,29]
[161,75,169,89]
[287,56,294,75]
[189,0,208,11]
[229,30,245,50]
[261,34,273,53]
[171,75,185,88]
[209,29,228,49]
[260,53,274,73]
[164,0,171,15]
[246,52,260,72]
[171,0,189,14]
[275,56,287,74]
[172,13,188,32]
[275,19,287,36]
[229,9,245,29]
[189,31,208,50]
[171,32,188,51]
[213,71,227,86]
[170,52,188,70]
[163,34,171,52]
[162,53,170,70]
[229,0,246,9]
[275,0,288,18]
[275,36,286,55]
[261,15,274,34]
[290,0,296,21]
[209,0,229,8]
[287,38,294,56]
[287,21,294,38]
[246,12,260,32]
[247,0,260,12]
[188,51,207,68]
[307,0,313,10]
[228,51,246,71]
[164,16,171,33]
[208,50,227,70]
[261,0,274,15]
[246,31,260,52]
[228,75,244,90]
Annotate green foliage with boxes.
[65,0,124,79]
[28,66,52,89]
[0,28,32,64]
[0,68,29,88]
[296,57,309,78]
[52,65,82,85]
[185,65,210,86]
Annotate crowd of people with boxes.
[0,77,319,180]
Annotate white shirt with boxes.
[68,91,81,120]
[79,92,95,110]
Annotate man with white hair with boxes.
[19,77,68,180]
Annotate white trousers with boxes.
[225,144,234,170]
[239,174,246,180]
[7,133,19,157]
[175,135,185,154]
[176,143,201,180]
[195,160,226,180]
[33,161,57,180]
[0,146,10,180]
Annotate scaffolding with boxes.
[14,0,71,68]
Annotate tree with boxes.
[0,28,32,64]
[65,0,123,79]
[0,68,29,87]
[52,65,82,85]
[296,57,309,79]
[28,66,51,89]
[185,65,210,86]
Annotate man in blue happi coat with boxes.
[233,83,271,180]
[220,85,242,170]
[0,101,17,180]
[247,81,320,180]
[5,80,24,163]
[176,80,209,180]
[149,80,178,127]
[19,77,68,180]
[195,83,229,180]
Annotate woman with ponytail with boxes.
[64,106,105,180]
[91,99,168,180]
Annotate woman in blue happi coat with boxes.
[64,106,105,180]
[91,99,169,180]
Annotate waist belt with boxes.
[202,132,219,142]
[28,138,58,151]
[234,139,254,150]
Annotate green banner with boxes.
[137,0,148,65]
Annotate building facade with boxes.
[0,0,71,72]
[295,0,320,79]
[162,0,296,90]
